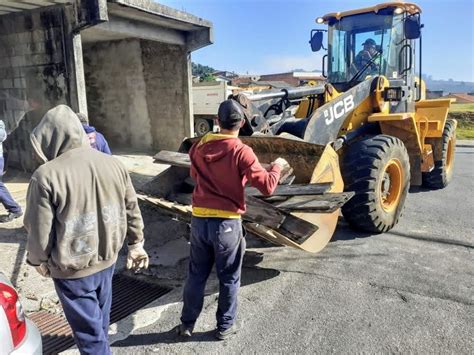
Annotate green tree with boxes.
[192,62,216,82]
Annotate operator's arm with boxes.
[124,172,144,245]
[239,146,281,196]
[25,177,55,266]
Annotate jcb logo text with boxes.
[324,95,355,125]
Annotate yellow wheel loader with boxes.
[144,2,455,253]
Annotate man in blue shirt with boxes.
[0,120,22,223]
[76,113,112,155]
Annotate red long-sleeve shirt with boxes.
[189,133,281,217]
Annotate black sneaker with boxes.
[0,211,23,223]
[215,322,241,340]
[175,324,193,337]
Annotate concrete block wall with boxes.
[83,39,153,151]
[83,39,192,152]
[141,40,192,151]
[0,7,69,171]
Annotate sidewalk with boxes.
[457,139,474,147]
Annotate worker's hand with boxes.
[35,263,50,278]
[126,241,149,272]
[272,157,293,183]
[272,157,290,170]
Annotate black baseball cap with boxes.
[218,99,245,129]
[362,38,376,47]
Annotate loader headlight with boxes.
[383,87,403,101]
[316,17,324,24]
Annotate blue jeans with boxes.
[181,217,246,331]
[53,265,115,355]
[0,157,21,213]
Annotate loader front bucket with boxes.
[143,135,347,253]
[237,136,344,253]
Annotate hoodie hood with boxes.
[30,105,90,163]
[196,133,240,163]
[82,124,97,134]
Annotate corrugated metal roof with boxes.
[0,1,72,15]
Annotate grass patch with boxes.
[450,103,474,112]
[448,107,474,139]
[457,127,474,139]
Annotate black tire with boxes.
[195,118,212,136]
[422,119,456,189]
[341,135,411,233]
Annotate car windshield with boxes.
[327,11,405,84]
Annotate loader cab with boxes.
[312,3,422,97]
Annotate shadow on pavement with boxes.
[388,230,474,249]
[409,185,434,194]
[0,226,27,287]
[113,328,217,347]
[330,221,374,242]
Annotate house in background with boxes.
[444,93,474,104]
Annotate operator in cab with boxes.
[354,38,380,73]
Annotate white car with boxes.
[0,273,42,354]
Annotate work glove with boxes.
[272,157,293,182]
[35,263,50,278]
[126,241,149,272]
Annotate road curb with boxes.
[456,144,474,148]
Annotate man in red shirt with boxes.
[177,99,290,340]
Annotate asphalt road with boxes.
[110,147,474,354]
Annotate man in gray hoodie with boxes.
[25,105,149,355]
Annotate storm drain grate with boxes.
[29,274,171,355]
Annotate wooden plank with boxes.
[245,195,286,227]
[153,151,330,199]
[137,195,191,223]
[168,192,192,206]
[165,192,317,244]
[151,151,320,244]
[275,192,354,213]
[168,192,286,228]
[154,151,191,168]
[246,182,332,197]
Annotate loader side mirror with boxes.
[404,15,421,39]
[310,30,324,52]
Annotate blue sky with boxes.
[159,0,474,81]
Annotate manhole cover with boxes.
[29,274,171,355]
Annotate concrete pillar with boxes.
[185,52,194,138]
[71,33,88,116]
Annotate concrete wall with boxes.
[83,39,192,152]
[83,39,153,151]
[0,7,69,171]
[0,2,205,166]
[141,40,192,151]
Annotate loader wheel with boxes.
[422,119,456,189]
[341,135,410,233]
[195,118,212,136]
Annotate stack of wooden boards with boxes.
[138,151,353,246]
